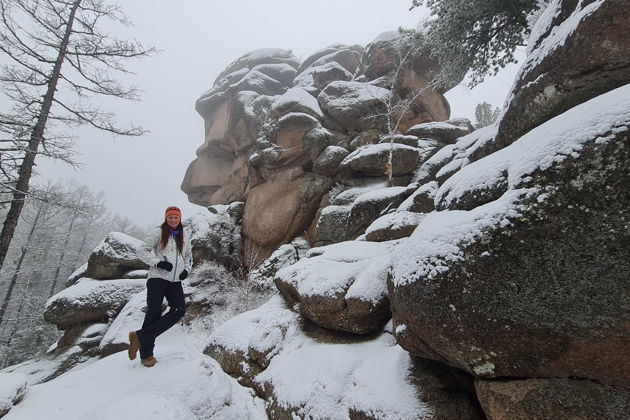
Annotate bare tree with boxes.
[0,0,155,270]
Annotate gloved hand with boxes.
[179,269,188,280]
[157,260,173,271]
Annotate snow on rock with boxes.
[496,0,630,149]
[211,48,299,89]
[314,183,414,246]
[365,211,425,242]
[293,62,354,96]
[436,83,630,211]
[411,144,456,185]
[406,121,472,144]
[317,81,391,133]
[207,296,479,419]
[249,244,298,290]
[275,240,398,334]
[205,296,302,389]
[397,181,438,213]
[99,291,147,357]
[85,232,149,280]
[313,145,349,177]
[186,206,243,270]
[121,269,147,279]
[271,87,324,120]
[65,262,87,287]
[339,142,420,177]
[388,84,630,386]
[0,373,27,418]
[44,279,146,328]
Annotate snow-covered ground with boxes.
[3,322,267,420]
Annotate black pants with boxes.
[137,278,185,359]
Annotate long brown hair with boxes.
[160,221,184,254]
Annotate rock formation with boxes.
[182,32,453,263]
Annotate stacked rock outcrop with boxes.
[182,31,454,263]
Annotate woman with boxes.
[128,206,193,367]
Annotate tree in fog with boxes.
[0,0,155,270]
[474,101,501,128]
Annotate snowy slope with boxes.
[3,323,266,420]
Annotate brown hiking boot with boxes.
[128,331,141,360]
[141,356,157,367]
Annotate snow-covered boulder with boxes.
[207,296,481,419]
[365,211,425,242]
[297,44,363,74]
[398,181,438,213]
[208,48,299,96]
[406,121,473,144]
[99,291,147,357]
[249,237,309,290]
[271,87,324,120]
[339,143,420,177]
[293,62,354,96]
[44,279,145,329]
[65,262,87,287]
[317,81,391,134]
[0,373,27,417]
[292,44,361,95]
[475,378,630,420]
[495,0,630,149]
[314,184,414,246]
[312,145,349,177]
[411,144,457,185]
[389,85,630,387]
[85,232,149,280]
[275,240,397,334]
[187,206,243,271]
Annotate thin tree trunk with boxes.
[0,203,44,325]
[0,0,81,270]
[49,212,76,297]
[70,219,91,274]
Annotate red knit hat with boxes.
[165,206,181,219]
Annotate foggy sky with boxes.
[32,0,522,228]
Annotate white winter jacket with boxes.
[138,227,193,282]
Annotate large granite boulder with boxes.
[206,296,481,419]
[476,378,630,420]
[242,171,331,264]
[275,240,397,334]
[44,279,146,329]
[85,232,149,280]
[389,85,630,387]
[495,0,630,149]
[364,211,425,242]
